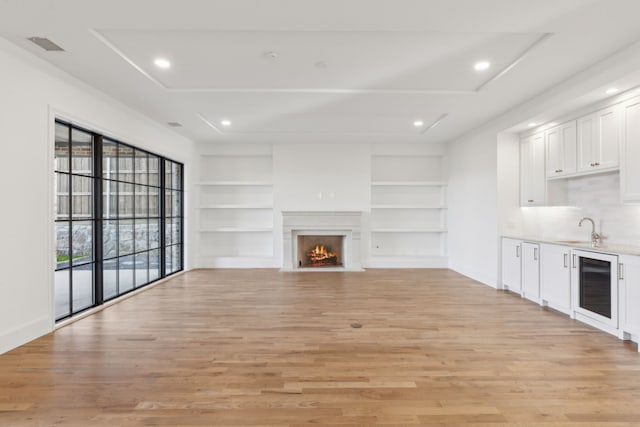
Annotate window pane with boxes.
[55,222,70,268]
[103,220,118,259]
[148,155,160,187]
[149,249,160,282]
[171,191,181,218]
[135,150,148,185]
[165,248,173,275]
[135,219,148,252]
[149,187,159,217]
[54,269,70,320]
[165,221,173,246]
[103,139,118,181]
[135,252,148,288]
[71,129,93,176]
[118,182,134,218]
[171,218,181,245]
[119,256,134,293]
[172,163,181,190]
[72,264,94,312]
[55,173,70,220]
[135,185,148,217]
[149,219,160,249]
[118,145,134,183]
[72,221,93,264]
[103,259,118,300]
[173,245,182,272]
[71,175,93,219]
[165,189,172,217]
[102,179,117,219]
[55,123,70,173]
[165,160,173,190]
[118,219,134,256]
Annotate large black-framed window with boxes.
[54,120,183,321]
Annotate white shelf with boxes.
[199,227,273,233]
[197,204,273,209]
[371,181,446,187]
[371,228,447,233]
[371,205,446,209]
[198,181,272,186]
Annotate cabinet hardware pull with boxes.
[595,162,600,166]
[516,245,520,258]
[534,247,538,261]
[528,199,534,203]
[564,253,568,268]
[619,263,625,280]
[590,162,595,167]
[572,254,577,269]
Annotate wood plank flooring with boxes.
[2,269,640,426]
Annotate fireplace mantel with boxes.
[281,211,364,271]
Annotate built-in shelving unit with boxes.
[369,153,447,268]
[195,151,276,267]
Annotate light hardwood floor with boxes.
[2,269,640,426]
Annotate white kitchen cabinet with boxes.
[546,121,577,178]
[620,97,640,203]
[619,255,640,343]
[502,238,522,293]
[522,242,540,303]
[540,243,571,314]
[577,105,621,173]
[520,132,546,206]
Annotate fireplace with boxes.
[281,211,363,271]
[297,235,344,268]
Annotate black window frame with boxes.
[54,119,184,321]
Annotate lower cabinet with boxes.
[619,254,640,342]
[522,242,540,303]
[501,238,522,293]
[540,244,571,314]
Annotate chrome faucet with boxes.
[579,217,601,247]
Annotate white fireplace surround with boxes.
[281,211,364,271]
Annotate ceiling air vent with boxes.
[27,37,65,52]
[167,122,183,128]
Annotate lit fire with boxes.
[309,244,338,264]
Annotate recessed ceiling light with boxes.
[474,61,491,71]
[154,58,171,69]
[413,120,424,127]
[605,87,619,95]
[528,122,537,127]
[220,120,231,127]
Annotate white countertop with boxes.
[502,235,640,257]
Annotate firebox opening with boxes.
[297,235,344,268]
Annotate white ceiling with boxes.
[2,0,640,144]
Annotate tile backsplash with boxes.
[520,172,640,246]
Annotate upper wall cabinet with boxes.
[520,132,546,206]
[546,121,577,179]
[576,105,621,173]
[620,96,640,203]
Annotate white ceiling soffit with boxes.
[93,30,551,94]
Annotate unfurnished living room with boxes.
[4,0,640,425]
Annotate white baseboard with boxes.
[0,316,51,355]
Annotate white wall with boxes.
[0,38,195,354]
[447,128,500,287]
[273,144,371,212]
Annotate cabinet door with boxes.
[619,255,640,338]
[621,97,640,203]
[546,121,577,178]
[520,132,545,206]
[522,242,540,303]
[540,244,571,314]
[501,238,522,292]
[577,113,596,172]
[596,105,621,170]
